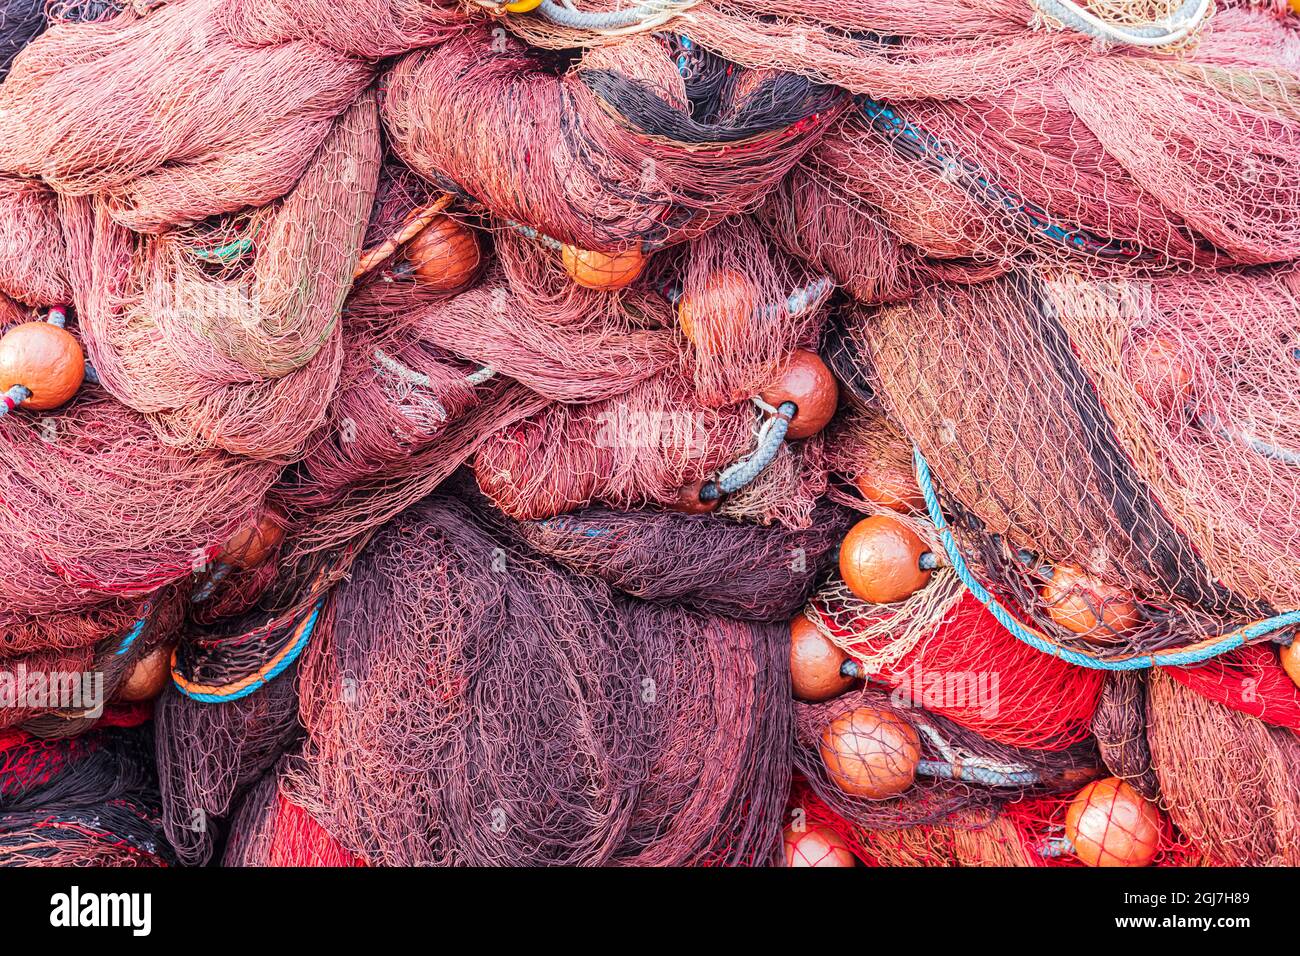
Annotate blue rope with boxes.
[912,445,1300,671]
[173,601,323,703]
[114,615,149,657]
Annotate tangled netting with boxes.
[1148,667,1300,865]
[514,496,853,621]
[289,492,790,866]
[0,725,171,865]
[832,263,1300,658]
[794,684,1101,834]
[0,0,1298,870]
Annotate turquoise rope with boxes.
[114,614,149,657]
[190,236,254,263]
[912,445,1300,670]
[172,600,322,703]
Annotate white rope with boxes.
[1032,0,1212,48]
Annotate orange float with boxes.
[219,509,286,570]
[853,460,925,513]
[783,823,857,867]
[665,479,719,515]
[839,515,934,604]
[819,706,921,799]
[790,615,855,702]
[1065,777,1161,867]
[759,350,839,440]
[1281,638,1300,690]
[0,321,84,410]
[1042,565,1140,638]
[117,644,174,702]
[404,215,481,292]
[560,245,645,291]
[677,268,756,353]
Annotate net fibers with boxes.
[837,264,1300,656]
[0,725,171,866]
[514,497,853,622]
[290,492,791,866]
[381,25,844,250]
[1148,666,1300,866]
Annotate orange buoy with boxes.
[503,0,543,11]
[853,460,925,514]
[117,644,174,703]
[1065,777,1161,867]
[839,515,933,604]
[0,321,84,410]
[819,706,921,799]
[404,215,481,292]
[790,615,855,703]
[220,509,286,570]
[678,268,756,353]
[783,823,857,867]
[665,479,719,514]
[1281,638,1300,689]
[560,245,645,291]
[759,350,839,440]
[1131,335,1193,409]
[1042,565,1140,638]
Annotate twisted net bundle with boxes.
[0,0,373,231]
[382,24,843,250]
[64,93,381,459]
[0,175,70,306]
[514,497,853,621]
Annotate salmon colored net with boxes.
[0,0,1297,872]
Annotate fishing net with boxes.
[807,579,1106,750]
[794,684,1101,835]
[1148,665,1300,865]
[223,763,367,867]
[514,497,853,622]
[1091,672,1160,799]
[0,390,278,646]
[155,543,347,865]
[64,91,381,459]
[0,724,171,866]
[381,24,843,251]
[832,263,1300,662]
[216,0,464,58]
[0,0,373,232]
[290,491,789,866]
[0,0,1296,873]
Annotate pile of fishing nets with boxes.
[0,0,1298,868]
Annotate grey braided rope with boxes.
[537,0,690,31]
[699,401,794,502]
